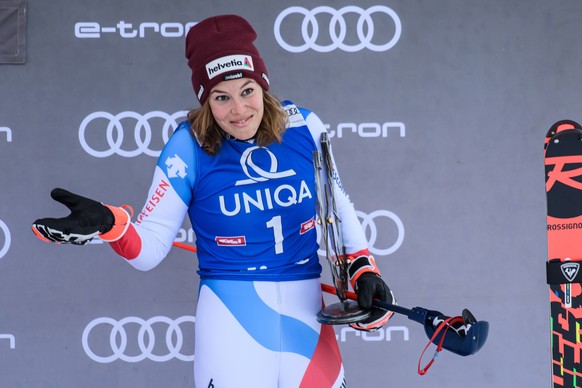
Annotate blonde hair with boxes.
[187,91,288,156]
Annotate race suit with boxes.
[109,101,369,388]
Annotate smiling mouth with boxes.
[231,116,253,126]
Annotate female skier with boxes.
[32,14,395,388]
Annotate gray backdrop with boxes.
[0,0,576,386]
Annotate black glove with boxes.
[32,188,115,245]
[351,272,396,331]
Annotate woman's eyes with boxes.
[214,88,254,102]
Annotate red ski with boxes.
[545,119,582,387]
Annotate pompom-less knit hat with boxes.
[185,15,270,105]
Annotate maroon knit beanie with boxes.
[185,15,270,105]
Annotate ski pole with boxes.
[321,283,488,358]
[171,242,488,362]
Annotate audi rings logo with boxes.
[79,111,187,158]
[274,6,401,53]
[0,220,11,260]
[317,209,404,257]
[82,316,195,363]
[357,210,404,256]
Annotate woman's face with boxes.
[208,77,264,141]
